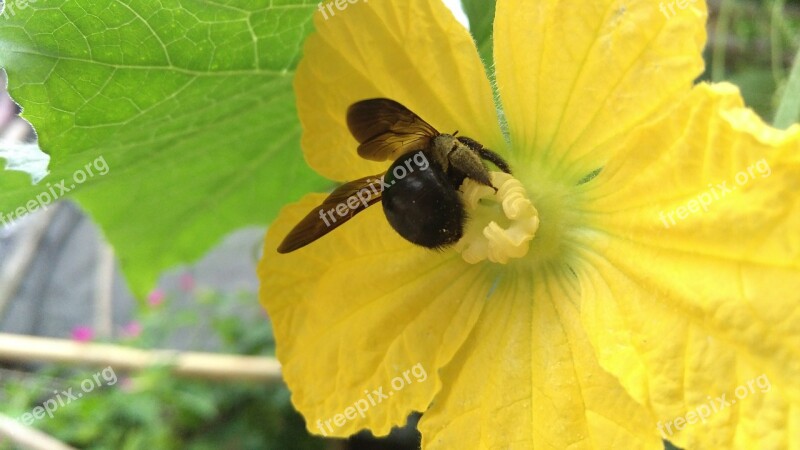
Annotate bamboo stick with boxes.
[0,333,282,383]
[0,413,77,450]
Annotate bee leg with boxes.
[457,136,512,174]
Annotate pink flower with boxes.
[179,272,195,292]
[70,326,94,342]
[119,377,135,392]
[147,289,165,306]
[120,321,142,338]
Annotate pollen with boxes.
[454,172,539,264]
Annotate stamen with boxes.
[455,172,539,264]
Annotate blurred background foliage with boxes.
[703,0,800,123]
[0,0,798,449]
[1,289,328,450]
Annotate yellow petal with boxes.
[419,265,661,449]
[580,253,800,449]
[577,83,800,448]
[295,0,505,182]
[259,195,493,437]
[494,0,707,181]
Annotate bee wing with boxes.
[277,174,386,253]
[347,98,439,162]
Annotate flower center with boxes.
[453,171,540,264]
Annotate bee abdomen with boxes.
[382,151,465,249]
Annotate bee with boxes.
[277,98,512,253]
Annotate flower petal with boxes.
[419,265,661,449]
[259,195,495,436]
[580,254,800,449]
[494,0,707,181]
[295,0,504,182]
[578,83,800,448]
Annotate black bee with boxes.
[277,98,512,253]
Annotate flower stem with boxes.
[770,0,786,84]
[711,0,734,82]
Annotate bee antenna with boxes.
[453,130,459,136]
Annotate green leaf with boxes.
[461,0,496,69]
[0,0,328,296]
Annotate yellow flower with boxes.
[258,0,800,448]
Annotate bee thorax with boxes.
[431,134,494,188]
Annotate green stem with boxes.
[711,0,734,83]
[773,43,800,129]
[770,0,785,84]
